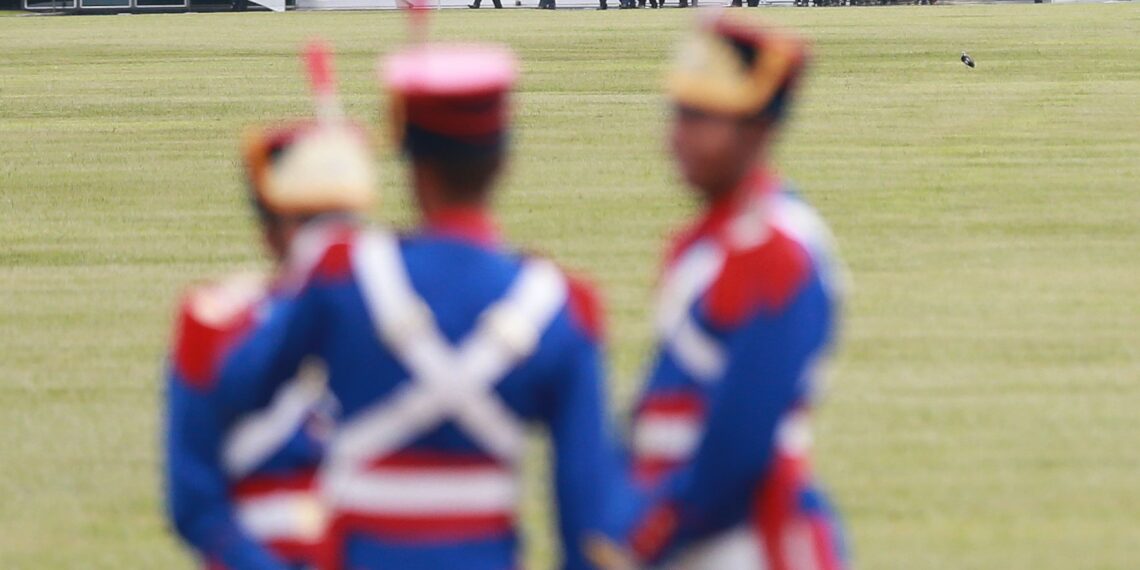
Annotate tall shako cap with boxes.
[381,44,518,160]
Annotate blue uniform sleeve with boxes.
[596,350,679,545]
[654,275,832,559]
[164,367,289,570]
[545,325,616,570]
[214,287,323,422]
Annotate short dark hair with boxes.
[419,152,504,204]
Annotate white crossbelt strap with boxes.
[655,240,728,383]
[222,361,328,479]
[329,231,567,482]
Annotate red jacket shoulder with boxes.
[702,229,811,329]
[171,274,266,391]
[310,237,353,282]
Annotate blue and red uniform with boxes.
[165,275,331,570]
[206,212,612,570]
[165,44,381,570]
[617,170,849,569]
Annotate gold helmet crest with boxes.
[242,122,377,217]
[668,12,810,119]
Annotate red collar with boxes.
[667,168,777,263]
[424,206,501,246]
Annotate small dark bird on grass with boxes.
[961,52,976,68]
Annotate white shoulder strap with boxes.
[352,230,439,358]
[655,240,725,335]
[655,240,728,383]
[460,259,568,387]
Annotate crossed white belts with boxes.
[324,231,568,512]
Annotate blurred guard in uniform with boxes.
[164,117,378,570]
[201,43,614,570]
[595,13,850,570]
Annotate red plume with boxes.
[304,39,343,123]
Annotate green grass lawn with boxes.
[2,4,1139,569]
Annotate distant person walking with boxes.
[468,0,503,9]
